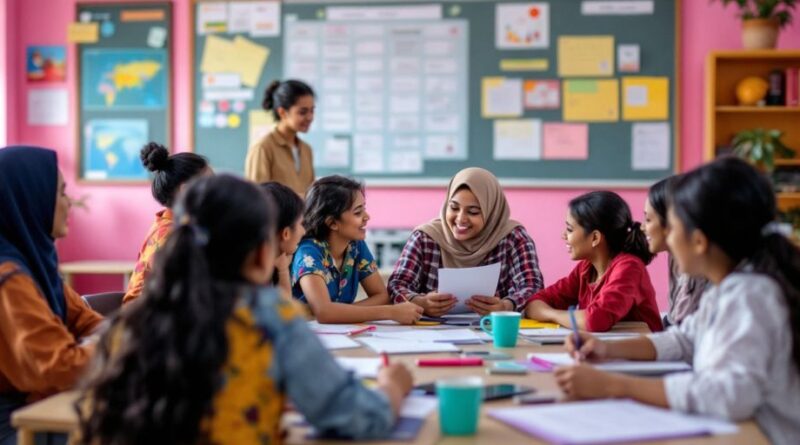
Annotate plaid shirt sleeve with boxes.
[387,231,438,304]
[498,226,545,311]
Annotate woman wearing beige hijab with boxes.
[388,168,544,316]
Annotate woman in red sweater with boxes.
[525,191,663,332]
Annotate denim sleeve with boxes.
[252,289,395,439]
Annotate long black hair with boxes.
[260,181,304,234]
[77,175,276,445]
[569,191,654,265]
[647,176,675,227]
[141,142,208,207]
[262,79,315,121]
[303,176,363,240]
[671,157,800,370]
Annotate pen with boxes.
[568,305,582,360]
[381,352,390,367]
[416,357,484,367]
[347,325,376,336]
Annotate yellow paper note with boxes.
[248,109,275,148]
[558,36,614,77]
[520,319,561,329]
[482,77,523,118]
[200,35,237,74]
[67,22,99,43]
[233,36,270,88]
[563,79,619,122]
[622,77,669,120]
[500,58,549,72]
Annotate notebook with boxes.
[358,337,460,354]
[488,399,738,445]
[528,353,691,375]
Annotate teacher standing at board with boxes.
[245,79,316,196]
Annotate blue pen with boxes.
[568,305,582,359]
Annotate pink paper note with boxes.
[543,123,589,160]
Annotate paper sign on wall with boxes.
[632,123,670,170]
[524,80,560,109]
[563,79,619,122]
[496,3,550,49]
[28,89,68,126]
[558,36,614,77]
[618,44,641,72]
[493,119,542,160]
[482,77,523,118]
[67,23,99,43]
[322,136,351,168]
[622,77,669,120]
[233,36,269,87]
[543,123,589,160]
[197,2,228,34]
[500,58,549,72]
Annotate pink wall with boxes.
[5,1,800,306]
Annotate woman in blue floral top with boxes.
[292,176,423,324]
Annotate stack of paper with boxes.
[528,353,691,375]
[488,400,737,444]
[371,328,483,344]
[358,337,460,354]
[335,357,382,379]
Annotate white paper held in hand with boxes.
[438,262,501,313]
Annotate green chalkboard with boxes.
[76,2,172,183]
[192,0,678,186]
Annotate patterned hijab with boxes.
[416,168,520,268]
[0,146,66,321]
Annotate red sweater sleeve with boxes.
[583,257,641,332]
[528,262,583,310]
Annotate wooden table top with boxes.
[59,261,136,274]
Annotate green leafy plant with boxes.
[732,128,796,172]
[714,0,798,28]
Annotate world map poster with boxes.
[83,119,149,180]
[82,49,167,109]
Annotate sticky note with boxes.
[200,35,237,74]
[233,36,270,88]
[67,22,99,43]
[563,79,619,122]
[622,77,669,120]
[558,36,614,77]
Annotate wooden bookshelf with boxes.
[705,50,800,215]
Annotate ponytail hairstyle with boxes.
[262,79,315,121]
[260,181,305,235]
[569,191,654,265]
[140,142,208,207]
[77,175,276,445]
[303,175,364,241]
[670,156,800,370]
[647,176,675,227]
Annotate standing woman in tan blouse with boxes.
[245,79,316,196]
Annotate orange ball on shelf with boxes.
[735,76,769,106]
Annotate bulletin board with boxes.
[75,2,172,183]
[191,0,679,186]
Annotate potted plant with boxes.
[713,0,798,49]
[731,128,796,172]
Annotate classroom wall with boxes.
[5,0,800,305]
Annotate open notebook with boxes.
[488,400,737,445]
[528,353,691,375]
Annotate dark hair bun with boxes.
[262,80,281,111]
[141,142,170,172]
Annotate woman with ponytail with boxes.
[525,191,662,332]
[123,143,209,304]
[555,157,800,445]
[79,175,413,445]
[245,79,315,196]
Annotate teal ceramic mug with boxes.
[436,376,483,436]
[480,311,521,347]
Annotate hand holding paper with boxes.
[438,263,501,314]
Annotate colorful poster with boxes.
[543,123,589,160]
[563,79,619,122]
[482,77,523,117]
[622,77,669,120]
[524,80,560,109]
[82,49,167,109]
[496,3,549,49]
[83,119,149,180]
[558,36,614,77]
[26,46,66,82]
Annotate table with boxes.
[59,260,136,289]
[11,322,768,445]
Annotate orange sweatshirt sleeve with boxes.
[64,284,104,338]
[0,271,96,395]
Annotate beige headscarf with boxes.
[416,168,521,268]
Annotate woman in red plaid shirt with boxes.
[388,168,544,317]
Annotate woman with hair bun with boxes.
[122,143,210,305]
[245,79,316,196]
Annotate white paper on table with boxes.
[438,263,501,313]
[400,395,439,419]
[520,328,573,337]
[335,357,382,378]
[322,136,350,168]
[308,321,364,334]
[493,119,542,160]
[317,334,361,350]
[358,337,460,354]
[250,1,281,37]
[632,122,670,170]
[582,1,654,15]
[27,89,68,126]
[529,353,691,375]
[372,329,482,344]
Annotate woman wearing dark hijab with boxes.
[0,146,103,445]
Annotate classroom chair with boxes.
[82,291,124,317]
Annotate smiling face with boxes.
[643,198,669,254]
[445,187,485,242]
[330,191,369,241]
[51,171,71,239]
[278,94,315,133]
[562,210,596,261]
